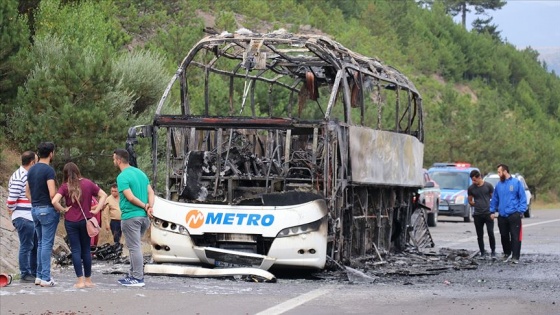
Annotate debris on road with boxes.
[345,247,481,278]
[345,266,378,283]
[144,264,277,283]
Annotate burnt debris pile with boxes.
[54,240,127,266]
[347,247,481,278]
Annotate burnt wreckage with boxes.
[129,30,431,268]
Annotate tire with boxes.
[463,206,472,222]
[524,204,531,218]
[427,201,438,227]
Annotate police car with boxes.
[427,163,479,222]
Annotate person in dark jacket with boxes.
[468,170,495,259]
[489,164,527,264]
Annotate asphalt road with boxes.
[1,208,559,315]
[432,207,560,255]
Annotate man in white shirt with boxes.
[7,151,38,283]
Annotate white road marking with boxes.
[255,287,332,315]
[443,218,560,247]
[257,218,559,314]
[523,219,560,228]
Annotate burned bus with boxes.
[128,30,426,270]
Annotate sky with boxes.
[458,0,560,49]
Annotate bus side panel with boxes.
[349,126,424,187]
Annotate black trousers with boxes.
[110,219,122,244]
[473,214,496,254]
[497,213,523,259]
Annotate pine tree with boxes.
[443,0,506,29]
[0,0,30,141]
[8,0,168,184]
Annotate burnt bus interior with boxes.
[132,31,428,264]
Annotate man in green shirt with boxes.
[112,149,154,287]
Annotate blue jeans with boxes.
[110,220,122,244]
[32,206,59,281]
[12,217,38,278]
[64,219,92,278]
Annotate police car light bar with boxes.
[432,162,471,168]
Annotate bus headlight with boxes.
[178,225,188,235]
[152,216,189,235]
[276,217,324,238]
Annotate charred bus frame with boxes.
[129,31,427,267]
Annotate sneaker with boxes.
[35,278,41,285]
[119,277,145,287]
[490,252,497,259]
[117,276,131,284]
[510,258,519,264]
[40,279,57,287]
[20,274,36,283]
[502,254,511,262]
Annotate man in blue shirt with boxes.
[489,164,527,264]
[26,142,58,286]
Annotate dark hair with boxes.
[469,170,481,178]
[62,162,82,203]
[37,142,55,158]
[110,183,117,189]
[113,149,129,163]
[497,163,509,173]
[21,151,36,166]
